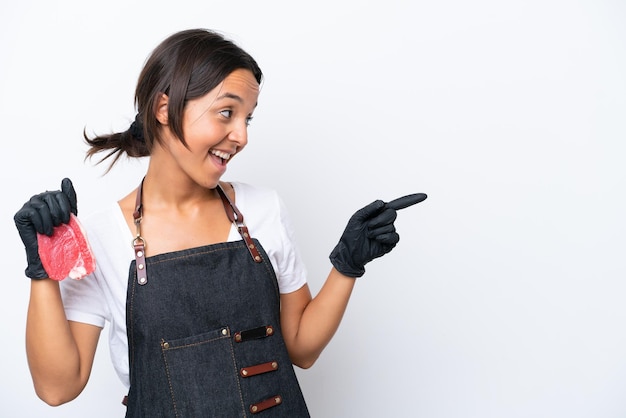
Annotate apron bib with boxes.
[124,183,310,417]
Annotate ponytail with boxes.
[84,114,150,171]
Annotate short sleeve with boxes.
[60,270,108,328]
[271,193,308,294]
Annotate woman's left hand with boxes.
[328,193,427,278]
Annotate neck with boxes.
[141,168,220,214]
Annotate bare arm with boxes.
[280,268,355,369]
[26,279,101,406]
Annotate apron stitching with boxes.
[128,276,136,383]
[260,257,280,297]
[226,332,248,418]
[160,341,180,418]
[160,335,230,350]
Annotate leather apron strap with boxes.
[215,184,263,263]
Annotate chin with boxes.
[200,177,222,190]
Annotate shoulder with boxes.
[80,203,124,231]
[229,181,279,201]
[227,181,290,236]
[229,182,283,217]
[78,203,132,250]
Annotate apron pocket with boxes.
[160,326,246,417]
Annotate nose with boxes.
[228,121,249,149]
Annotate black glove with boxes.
[329,193,427,278]
[14,178,78,279]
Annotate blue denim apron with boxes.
[124,183,310,417]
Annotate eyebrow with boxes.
[216,92,243,102]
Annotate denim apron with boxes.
[124,182,310,417]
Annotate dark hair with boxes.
[85,29,263,169]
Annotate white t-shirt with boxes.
[59,182,308,389]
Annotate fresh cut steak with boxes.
[37,214,96,281]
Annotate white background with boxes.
[1,1,625,417]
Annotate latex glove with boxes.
[329,193,427,278]
[14,178,78,279]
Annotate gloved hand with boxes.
[14,178,78,279]
[329,193,427,278]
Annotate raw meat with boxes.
[37,214,96,281]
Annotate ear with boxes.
[155,93,169,125]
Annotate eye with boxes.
[219,109,233,119]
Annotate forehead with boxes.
[186,68,260,113]
[219,69,260,97]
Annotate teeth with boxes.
[210,150,231,160]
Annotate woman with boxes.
[14,29,426,417]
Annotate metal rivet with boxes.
[254,256,261,261]
[248,243,255,249]
[266,326,274,335]
[221,328,228,336]
[251,406,258,413]
[275,396,281,404]
[235,334,242,342]
[138,264,144,270]
[138,277,146,285]
[243,232,249,238]
[242,369,248,376]
[272,362,278,369]
[136,250,143,257]
[163,342,169,349]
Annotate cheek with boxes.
[185,118,218,142]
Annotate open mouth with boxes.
[210,149,231,165]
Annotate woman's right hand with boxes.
[14,178,77,279]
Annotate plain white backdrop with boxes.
[1,1,625,417]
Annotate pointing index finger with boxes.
[385,193,427,210]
